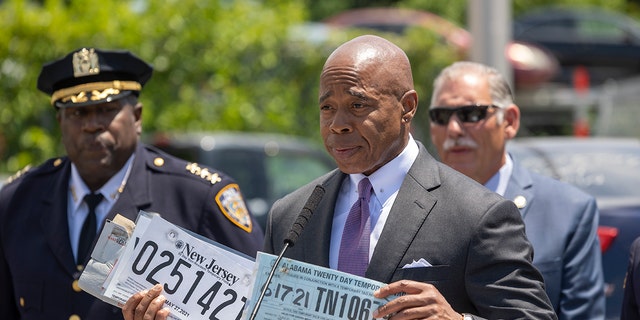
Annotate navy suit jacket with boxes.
[621,237,640,319]
[264,142,557,319]
[504,159,605,319]
[0,143,264,320]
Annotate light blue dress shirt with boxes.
[67,155,134,262]
[329,135,419,269]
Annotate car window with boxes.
[265,151,333,200]
[509,142,640,199]
[575,18,629,44]
[211,149,267,201]
[517,19,577,43]
[516,11,640,42]
[544,152,639,197]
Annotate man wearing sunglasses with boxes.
[429,61,605,320]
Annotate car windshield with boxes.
[509,141,640,199]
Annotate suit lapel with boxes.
[40,161,78,276]
[366,144,440,283]
[107,145,152,221]
[301,170,345,267]
[504,161,535,219]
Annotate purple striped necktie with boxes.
[338,177,373,276]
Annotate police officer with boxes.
[0,48,264,320]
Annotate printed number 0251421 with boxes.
[130,239,247,320]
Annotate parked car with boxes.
[149,132,336,230]
[323,7,472,56]
[514,6,640,85]
[323,7,559,88]
[507,136,640,319]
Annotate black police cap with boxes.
[37,48,153,108]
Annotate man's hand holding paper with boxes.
[81,211,255,320]
[246,252,402,320]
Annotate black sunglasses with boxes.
[429,105,499,125]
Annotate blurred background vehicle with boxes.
[149,132,336,230]
[514,6,640,86]
[507,136,640,320]
[322,7,560,89]
[318,6,569,138]
[323,7,472,56]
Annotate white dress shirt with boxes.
[484,153,513,196]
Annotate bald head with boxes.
[318,35,418,175]
[323,35,414,99]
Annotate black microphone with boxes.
[284,185,325,246]
[248,185,325,320]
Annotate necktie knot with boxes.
[84,193,103,210]
[358,178,373,202]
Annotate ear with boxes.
[400,89,418,122]
[503,104,520,139]
[134,102,143,135]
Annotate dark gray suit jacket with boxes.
[264,141,557,319]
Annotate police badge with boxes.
[215,184,252,233]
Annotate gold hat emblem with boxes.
[72,48,100,77]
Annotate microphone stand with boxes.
[247,242,290,320]
[248,185,325,320]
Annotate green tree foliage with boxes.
[0,0,316,173]
[0,0,456,174]
[306,0,630,24]
[6,0,630,175]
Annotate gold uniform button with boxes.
[53,158,62,167]
[69,314,81,320]
[77,264,84,272]
[72,280,82,292]
[19,297,25,307]
[154,157,165,167]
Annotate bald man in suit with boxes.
[124,36,556,320]
[263,36,556,319]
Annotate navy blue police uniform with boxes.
[0,48,264,320]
